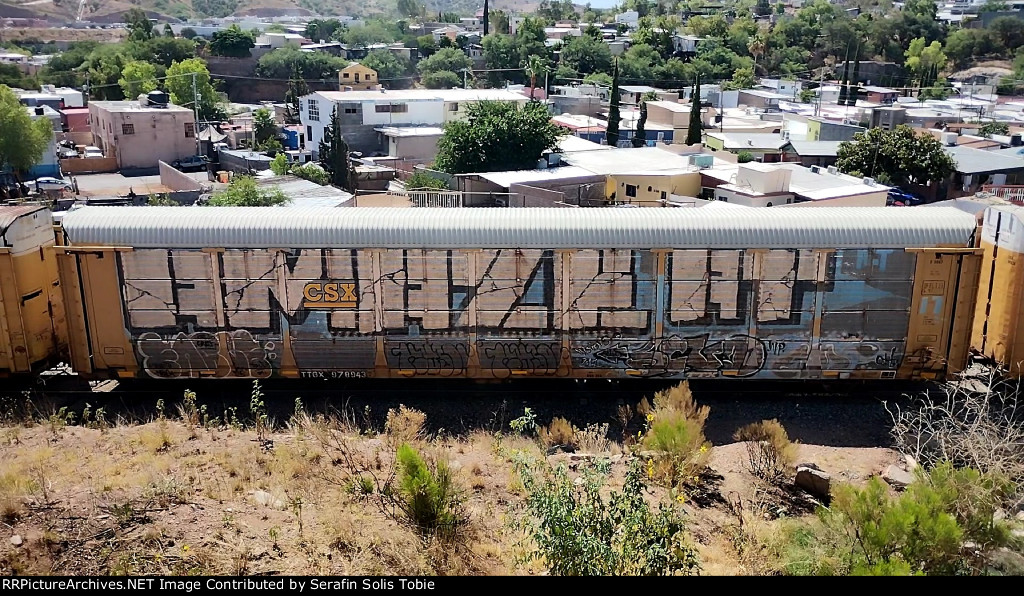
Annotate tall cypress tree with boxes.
[483,0,489,35]
[632,100,648,147]
[319,106,352,191]
[686,75,702,146]
[285,65,309,125]
[847,46,861,106]
[838,53,850,106]
[606,58,620,147]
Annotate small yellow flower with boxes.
[636,430,643,439]
[676,494,685,504]
[692,475,700,483]
[646,459,655,479]
[699,444,709,453]
[181,545,191,553]
[646,413,655,422]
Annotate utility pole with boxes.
[192,72,201,157]
[815,67,824,118]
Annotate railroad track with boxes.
[8,375,939,447]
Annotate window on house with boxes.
[121,123,135,135]
[344,107,357,114]
[647,186,652,192]
[625,184,637,198]
[184,122,195,138]
[343,72,350,78]
[449,103,459,112]
[306,125,312,143]
[355,73,360,83]
[307,99,320,121]
[660,191,666,200]
[375,103,409,113]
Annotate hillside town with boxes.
[2,0,1024,579]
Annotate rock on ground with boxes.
[882,465,914,489]
[795,466,831,499]
[10,535,22,547]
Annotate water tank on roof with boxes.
[146,90,169,107]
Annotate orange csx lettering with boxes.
[303,281,358,308]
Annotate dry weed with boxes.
[385,405,427,443]
[538,417,576,449]
[733,419,798,484]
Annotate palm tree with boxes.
[522,55,549,100]
[748,33,766,76]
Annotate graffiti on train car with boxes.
[114,246,916,379]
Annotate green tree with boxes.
[686,75,702,145]
[125,8,154,43]
[584,72,613,87]
[905,37,948,91]
[340,23,396,47]
[619,43,663,81]
[256,47,348,79]
[305,19,343,43]
[482,34,524,86]
[166,58,223,121]
[435,101,565,174]
[396,0,424,18]
[523,54,549,99]
[291,163,330,185]
[318,106,354,191]
[270,152,289,175]
[118,60,158,99]
[206,176,289,206]
[989,16,1024,51]
[559,34,613,76]
[163,23,174,38]
[422,70,462,89]
[145,36,198,67]
[253,107,277,149]
[180,27,198,39]
[606,58,621,147]
[721,65,755,91]
[361,50,412,88]
[632,100,648,148]
[489,9,510,35]
[416,35,437,58]
[0,85,53,174]
[835,125,956,187]
[417,47,472,75]
[285,66,309,125]
[209,25,255,57]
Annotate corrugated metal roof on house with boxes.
[60,206,977,250]
[0,205,48,246]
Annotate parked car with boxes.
[173,155,208,171]
[34,177,73,192]
[83,146,103,158]
[887,189,923,207]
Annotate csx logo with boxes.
[303,281,358,308]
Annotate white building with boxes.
[702,162,890,207]
[255,32,305,48]
[614,11,639,28]
[300,88,529,155]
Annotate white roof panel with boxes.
[60,206,976,250]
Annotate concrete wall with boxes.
[159,161,204,192]
[387,134,440,161]
[59,157,118,174]
[609,172,701,205]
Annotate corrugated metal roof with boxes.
[60,206,977,250]
[0,205,48,246]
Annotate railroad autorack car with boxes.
[0,205,66,375]
[53,206,981,381]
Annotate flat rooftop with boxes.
[89,100,193,113]
[316,89,528,102]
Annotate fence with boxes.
[982,185,1024,204]
[60,157,117,174]
[404,190,464,208]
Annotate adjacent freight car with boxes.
[0,206,66,375]
[972,203,1024,374]
[53,206,981,381]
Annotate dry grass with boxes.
[384,405,427,444]
[538,417,576,449]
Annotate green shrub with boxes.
[641,382,711,487]
[270,152,289,175]
[737,150,755,163]
[733,419,798,484]
[291,162,330,185]
[514,458,701,576]
[780,463,1015,576]
[394,443,468,542]
[405,171,447,190]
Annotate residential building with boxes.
[788,140,843,168]
[218,149,274,174]
[300,88,528,155]
[460,17,483,32]
[619,85,674,107]
[944,145,1024,199]
[738,89,790,111]
[255,32,305,48]
[551,114,606,143]
[545,25,582,40]
[559,146,718,205]
[704,132,792,162]
[615,11,639,28]
[432,26,462,42]
[805,117,864,141]
[758,79,802,98]
[550,84,608,118]
[646,101,719,143]
[374,126,444,162]
[339,63,379,90]
[861,85,900,105]
[88,99,197,171]
[700,162,890,207]
[671,34,704,55]
[25,106,60,178]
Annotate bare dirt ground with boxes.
[1,27,127,43]
[0,380,915,576]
